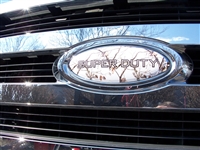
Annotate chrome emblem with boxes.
[54,36,193,95]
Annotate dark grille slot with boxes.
[0,69,52,73]
[0,53,58,83]
[0,63,53,70]
[185,45,200,84]
[0,71,53,76]
[0,62,53,67]
[1,105,200,146]
[139,14,178,21]
[1,3,200,38]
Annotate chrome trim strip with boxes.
[1,84,200,108]
[1,131,199,150]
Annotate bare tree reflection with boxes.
[0,34,45,53]
[50,26,130,47]
[50,25,168,48]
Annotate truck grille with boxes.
[1,1,200,38]
[185,45,200,84]
[1,45,200,83]
[0,51,59,83]
[0,105,200,146]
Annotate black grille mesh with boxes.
[0,105,200,146]
[185,45,200,84]
[0,52,58,83]
[1,46,200,83]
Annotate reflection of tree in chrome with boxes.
[70,46,169,83]
[0,34,45,53]
[50,26,130,47]
[50,25,168,48]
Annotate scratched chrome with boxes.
[54,36,193,95]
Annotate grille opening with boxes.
[185,45,200,84]
[0,53,58,83]
[1,105,200,146]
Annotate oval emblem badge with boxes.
[69,45,170,83]
[54,36,192,95]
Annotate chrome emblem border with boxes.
[53,36,193,95]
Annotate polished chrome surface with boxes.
[0,0,114,15]
[1,24,200,53]
[54,36,192,95]
[0,135,112,150]
[1,131,200,150]
[0,0,65,14]
[0,23,198,108]
[1,84,200,108]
